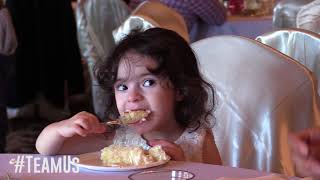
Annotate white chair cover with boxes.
[256,28,320,94]
[76,0,129,119]
[191,35,320,175]
[297,0,320,34]
[113,1,189,44]
[76,0,129,65]
[273,0,314,29]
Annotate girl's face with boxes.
[114,52,181,134]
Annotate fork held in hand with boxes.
[105,120,122,125]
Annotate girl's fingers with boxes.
[78,111,100,121]
[74,118,92,131]
[90,123,106,134]
[73,124,88,137]
[149,139,185,161]
[73,114,105,134]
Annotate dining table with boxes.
[0,153,295,180]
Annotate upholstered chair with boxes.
[296,0,320,34]
[273,0,314,29]
[191,35,320,175]
[76,0,129,120]
[256,28,320,94]
[113,1,189,44]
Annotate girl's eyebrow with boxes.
[115,72,155,83]
[139,72,154,77]
[115,78,126,83]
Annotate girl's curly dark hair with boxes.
[95,28,215,131]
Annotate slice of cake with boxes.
[120,110,150,124]
[100,144,170,166]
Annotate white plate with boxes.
[70,151,170,172]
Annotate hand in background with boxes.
[56,111,106,138]
[288,128,320,179]
[149,139,185,161]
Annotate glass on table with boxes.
[128,169,195,180]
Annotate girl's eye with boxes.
[116,84,128,91]
[143,79,155,87]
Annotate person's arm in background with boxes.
[190,0,227,26]
[288,128,320,179]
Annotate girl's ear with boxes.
[175,89,184,101]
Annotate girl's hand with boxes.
[149,139,185,161]
[288,128,320,178]
[55,111,106,138]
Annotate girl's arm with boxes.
[203,130,222,165]
[36,111,112,155]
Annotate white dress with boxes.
[113,126,207,162]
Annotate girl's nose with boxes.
[127,87,143,102]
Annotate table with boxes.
[190,15,273,42]
[0,154,280,180]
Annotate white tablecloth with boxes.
[0,153,278,180]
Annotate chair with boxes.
[76,0,129,119]
[113,1,189,44]
[256,28,320,94]
[296,0,320,34]
[273,0,314,29]
[191,36,320,175]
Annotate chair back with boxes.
[256,28,320,94]
[113,1,189,43]
[191,35,320,175]
[76,0,129,64]
[273,0,313,29]
[76,0,129,119]
[296,0,320,34]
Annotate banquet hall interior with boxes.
[0,0,320,178]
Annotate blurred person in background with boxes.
[0,0,17,152]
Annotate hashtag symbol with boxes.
[13,155,25,173]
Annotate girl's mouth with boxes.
[121,109,151,124]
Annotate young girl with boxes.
[36,28,221,164]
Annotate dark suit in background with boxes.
[6,0,84,108]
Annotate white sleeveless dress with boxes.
[113,126,206,162]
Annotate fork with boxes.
[105,119,123,125]
[104,110,150,126]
